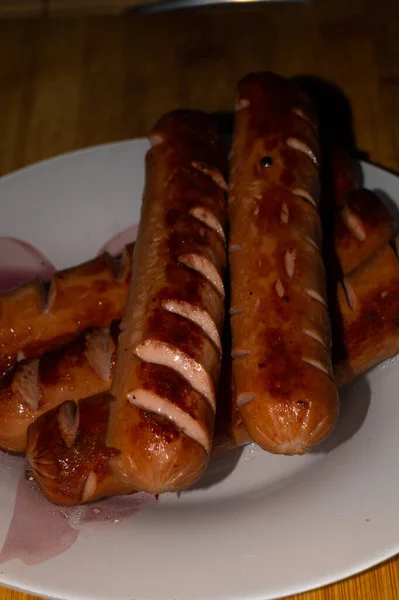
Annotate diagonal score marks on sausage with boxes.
[228,244,244,253]
[231,349,250,359]
[178,253,225,297]
[285,249,296,278]
[286,137,319,167]
[302,328,327,349]
[191,160,228,191]
[280,202,289,224]
[127,389,210,453]
[85,327,113,382]
[134,339,216,412]
[237,392,256,408]
[161,299,221,353]
[291,188,318,210]
[275,279,285,298]
[305,288,328,309]
[291,107,318,133]
[188,206,226,243]
[11,359,40,412]
[302,356,332,377]
[229,307,244,316]
[57,402,80,449]
[342,279,356,310]
[82,471,98,502]
[340,205,366,241]
[304,236,320,253]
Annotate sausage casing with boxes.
[228,72,339,455]
[0,324,118,453]
[26,394,134,506]
[334,189,395,275]
[334,237,399,387]
[28,234,399,504]
[0,244,133,377]
[108,111,228,493]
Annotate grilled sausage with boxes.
[26,394,133,506]
[108,111,228,493]
[26,156,399,504]
[4,175,394,456]
[334,189,395,275]
[328,147,359,210]
[228,72,339,455]
[28,235,399,503]
[334,236,399,387]
[0,244,133,377]
[216,240,399,452]
[0,324,118,453]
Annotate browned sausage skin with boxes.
[27,233,399,504]
[334,236,399,388]
[108,111,228,493]
[5,171,396,457]
[0,324,118,453]
[228,72,339,455]
[334,189,396,275]
[26,394,133,506]
[217,236,399,452]
[0,244,134,377]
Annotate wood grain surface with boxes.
[0,0,398,598]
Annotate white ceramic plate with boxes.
[0,141,398,600]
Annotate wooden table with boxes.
[0,0,398,598]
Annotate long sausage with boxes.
[26,224,399,503]
[108,111,228,493]
[27,234,399,504]
[228,72,339,454]
[4,183,395,455]
[0,244,133,377]
[0,148,392,389]
[217,236,399,453]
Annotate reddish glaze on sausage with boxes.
[334,189,396,275]
[0,244,133,377]
[0,323,119,453]
[25,167,399,503]
[228,72,339,455]
[108,111,228,493]
[26,394,133,506]
[334,236,399,388]
[27,235,399,503]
